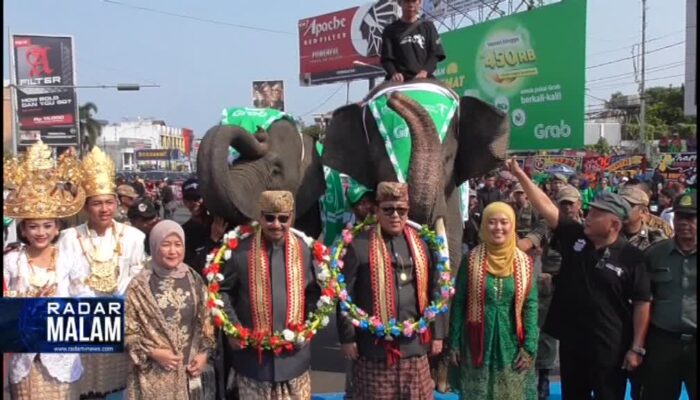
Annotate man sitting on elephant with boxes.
[381,0,445,82]
[338,181,446,399]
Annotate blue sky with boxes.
[3,0,689,137]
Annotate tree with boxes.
[79,102,102,151]
[302,124,323,141]
[594,136,612,156]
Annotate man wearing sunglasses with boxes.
[218,190,321,398]
[338,181,446,399]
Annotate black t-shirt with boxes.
[182,218,214,275]
[544,217,651,365]
[380,19,445,80]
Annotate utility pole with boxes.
[639,0,648,157]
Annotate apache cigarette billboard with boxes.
[435,0,586,151]
[11,34,79,147]
[298,1,400,86]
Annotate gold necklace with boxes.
[77,222,124,293]
[25,246,57,294]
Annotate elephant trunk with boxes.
[387,92,443,225]
[197,125,270,223]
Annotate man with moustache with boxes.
[640,192,697,400]
[218,191,321,398]
[338,182,446,399]
[507,159,651,400]
[57,146,146,399]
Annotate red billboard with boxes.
[298,1,400,86]
[11,34,79,147]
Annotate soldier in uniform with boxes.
[640,192,697,399]
[115,184,139,224]
[518,185,584,400]
[549,173,568,200]
[511,183,540,239]
[619,186,668,251]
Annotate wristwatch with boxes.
[630,346,646,356]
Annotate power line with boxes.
[587,61,683,83]
[588,30,684,57]
[101,0,294,36]
[586,73,685,90]
[586,41,684,69]
[299,85,345,117]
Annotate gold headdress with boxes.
[81,146,116,197]
[3,140,86,219]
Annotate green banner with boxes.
[435,0,586,151]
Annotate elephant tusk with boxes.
[434,217,450,271]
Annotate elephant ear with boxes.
[321,104,373,188]
[455,96,510,185]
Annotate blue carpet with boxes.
[311,382,690,400]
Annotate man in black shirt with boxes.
[380,0,445,82]
[477,172,504,210]
[507,159,651,400]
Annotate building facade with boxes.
[100,119,193,171]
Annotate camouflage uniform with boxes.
[625,223,668,251]
[647,214,674,238]
[514,202,540,239]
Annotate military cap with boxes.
[556,185,582,203]
[618,186,650,207]
[673,191,697,215]
[589,191,631,221]
[127,197,157,220]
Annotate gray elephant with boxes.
[321,79,510,271]
[196,117,325,234]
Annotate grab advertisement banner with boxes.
[298,1,400,85]
[435,0,586,150]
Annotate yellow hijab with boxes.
[478,201,517,277]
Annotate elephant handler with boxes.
[218,191,321,399]
[338,182,446,399]
[506,159,652,400]
[380,0,446,82]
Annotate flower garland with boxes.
[204,222,335,354]
[329,216,455,340]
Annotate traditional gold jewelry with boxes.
[3,140,85,219]
[24,246,57,296]
[81,146,116,197]
[77,223,124,293]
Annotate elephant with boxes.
[320,78,510,271]
[196,118,326,234]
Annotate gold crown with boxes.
[3,141,86,219]
[81,146,116,197]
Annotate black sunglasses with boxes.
[263,213,291,224]
[380,206,409,217]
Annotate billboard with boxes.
[135,149,181,161]
[252,80,285,111]
[298,1,400,85]
[11,34,79,147]
[435,0,586,150]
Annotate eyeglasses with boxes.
[380,206,409,217]
[263,213,290,224]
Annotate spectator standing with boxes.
[127,197,161,257]
[619,186,668,251]
[477,171,505,210]
[161,179,177,220]
[508,159,651,399]
[659,187,678,230]
[510,183,540,239]
[116,184,139,224]
[639,192,697,400]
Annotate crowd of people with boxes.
[2,1,696,399]
[3,139,696,400]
